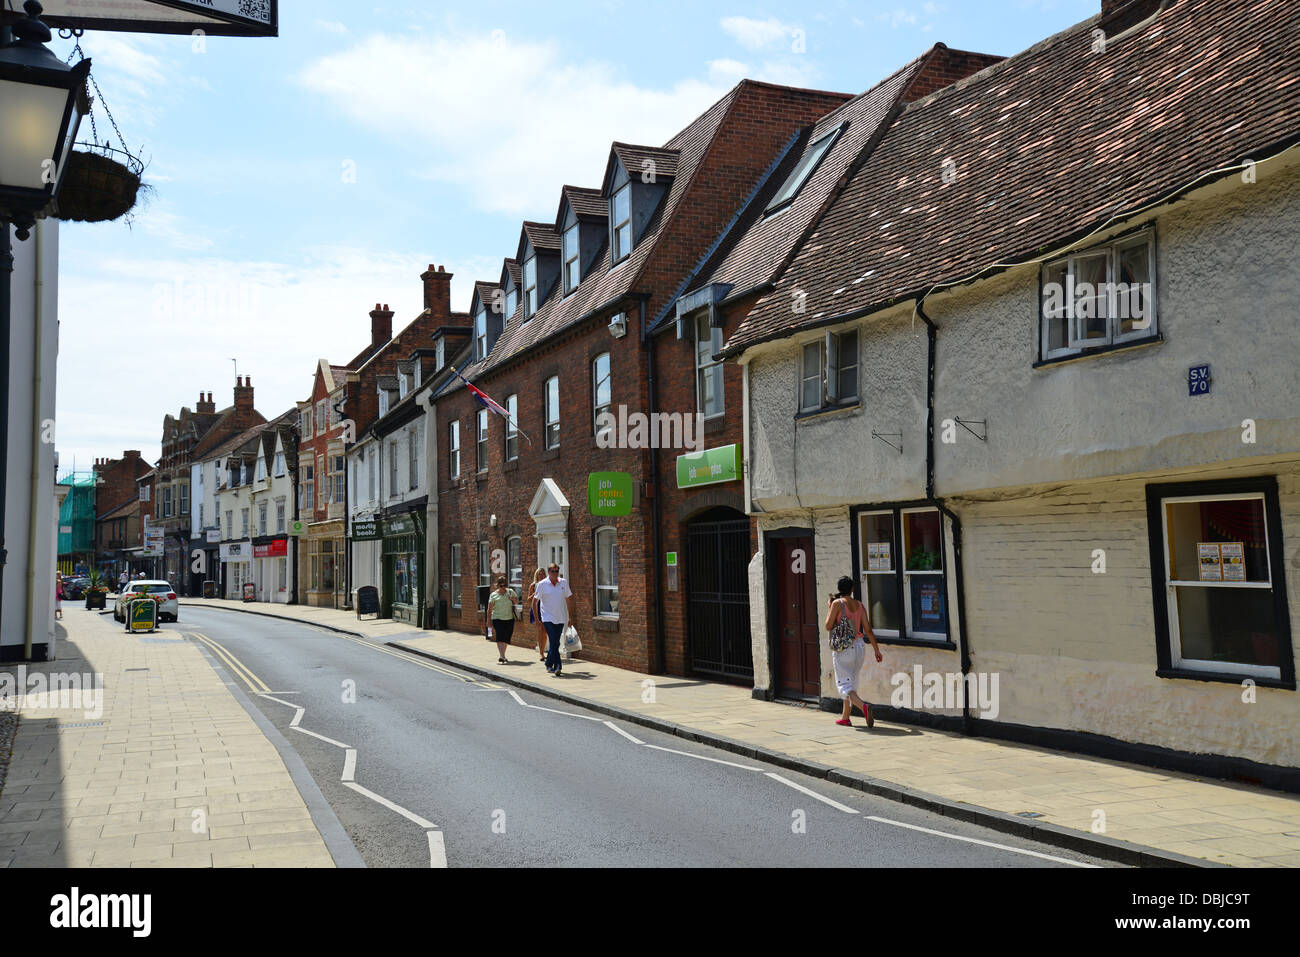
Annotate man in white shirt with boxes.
[534,563,574,676]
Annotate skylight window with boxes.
[766,126,843,214]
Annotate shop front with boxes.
[252,536,290,603]
[220,540,253,599]
[381,511,426,626]
[302,520,346,608]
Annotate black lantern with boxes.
[0,1,91,241]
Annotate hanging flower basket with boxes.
[53,147,146,225]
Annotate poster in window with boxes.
[878,541,891,571]
[1219,542,1245,582]
[1197,542,1222,581]
[867,542,880,571]
[909,577,947,634]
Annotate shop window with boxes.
[856,505,948,641]
[595,526,619,617]
[1148,480,1292,683]
[450,544,462,609]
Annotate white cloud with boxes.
[707,59,749,84]
[315,19,348,34]
[297,30,736,216]
[719,15,797,51]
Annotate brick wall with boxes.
[901,45,1004,102]
[92,450,150,515]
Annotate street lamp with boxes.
[0,1,89,652]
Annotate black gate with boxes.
[687,517,753,680]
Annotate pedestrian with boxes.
[824,575,882,727]
[54,573,64,620]
[534,562,574,677]
[526,567,547,662]
[487,576,519,663]
[118,569,128,593]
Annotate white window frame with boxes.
[476,409,489,474]
[478,541,491,594]
[1040,229,1158,361]
[1158,491,1279,680]
[368,447,377,503]
[694,316,724,419]
[449,421,461,479]
[592,353,611,438]
[611,183,632,262]
[273,451,285,477]
[544,376,560,450]
[258,502,268,535]
[799,341,823,413]
[594,526,619,618]
[505,395,518,462]
[523,255,538,320]
[901,506,946,641]
[799,330,858,412]
[563,222,580,294]
[240,508,249,538]
[506,286,518,319]
[316,400,328,435]
[450,544,462,609]
[276,499,286,533]
[435,338,445,371]
[474,306,488,360]
[388,440,398,497]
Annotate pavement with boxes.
[0,607,353,868]
[178,597,1300,868]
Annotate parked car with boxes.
[114,580,178,623]
[63,577,89,600]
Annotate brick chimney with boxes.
[902,44,1004,103]
[233,376,254,413]
[370,303,394,348]
[419,264,453,321]
[196,391,215,414]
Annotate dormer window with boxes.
[379,390,389,417]
[612,184,632,261]
[563,223,580,294]
[506,286,518,318]
[474,305,488,360]
[413,363,422,389]
[435,338,445,371]
[766,125,843,215]
[398,374,409,399]
[523,256,538,319]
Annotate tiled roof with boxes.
[474,83,746,379]
[472,281,500,311]
[502,258,520,287]
[190,406,266,460]
[376,375,398,391]
[657,51,934,330]
[725,0,1300,356]
[520,221,561,255]
[609,143,681,183]
[558,185,607,221]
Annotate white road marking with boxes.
[603,721,644,745]
[766,772,860,814]
[506,688,602,721]
[426,830,447,869]
[642,744,761,771]
[343,781,437,830]
[342,748,357,782]
[293,724,350,750]
[260,694,301,709]
[865,816,1099,867]
[289,708,306,728]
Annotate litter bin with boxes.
[202,580,216,599]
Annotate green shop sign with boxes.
[676,444,741,488]
[588,472,634,516]
[383,513,423,537]
[352,520,381,540]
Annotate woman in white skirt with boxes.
[825,576,882,727]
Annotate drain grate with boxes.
[1017,811,1045,818]
[125,667,150,672]
[46,721,106,730]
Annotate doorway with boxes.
[686,508,753,681]
[770,533,820,699]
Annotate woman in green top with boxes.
[487,576,520,663]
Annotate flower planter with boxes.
[53,150,144,224]
[85,591,106,610]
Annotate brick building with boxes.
[431,79,856,672]
[91,449,152,578]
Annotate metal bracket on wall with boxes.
[871,431,903,454]
[953,417,987,442]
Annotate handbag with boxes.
[561,624,582,655]
[829,598,860,652]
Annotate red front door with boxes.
[774,536,820,698]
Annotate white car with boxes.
[114,580,179,623]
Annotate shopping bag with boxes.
[562,624,582,656]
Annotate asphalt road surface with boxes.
[174,606,1117,868]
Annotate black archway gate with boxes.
[687,508,753,681]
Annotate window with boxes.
[368,447,377,503]
[199,503,204,528]
[258,502,268,535]
[274,451,285,477]
[435,338,445,371]
[278,557,287,591]
[766,126,841,213]
[478,541,491,598]
[523,255,538,319]
[695,316,723,418]
[563,222,580,293]
[611,183,631,261]
[1041,230,1157,361]
[316,400,328,434]
[389,441,398,496]
[179,484,189,517]
[256,457,266,482]
[276,500,285,533]
[544,376,560,449]
[507,536,522,592]
[591,353,612,439]
[595,527,619,616]
[139,484,150,502]
[1148,479,1292,683]
[476,409,489,473]
[301,408,313,439]
[334,455,346,504]
[799,330,858,412]
[450,544,462,609]
[302,464,314,512]
[240,508,249,538]
[474,306,488,360]
[448,421,460,478]
[413,363,422,390]
[505,394,518,462]
[378,390,389,417]
[506,286,518,319]
[398,373,409,400]
[225,510,232,539]
[409,426,420,489]
[857,506,948,640]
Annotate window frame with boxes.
[594,526,619,618]
[851,503,952,646]
[474,305,488,361]
[694,315,724,419]
[409,425,420,489]
[450,544,462,609]
[765,125,844,215]
[611,183,632,262]
[507,536,522,593]
[798,330,859,414]
[544,376,560,450]
[1145,476,1295,688]
[1040,228,1159,362]
[563,221,581,294]
[523,255,538,320]
[592,353,612,438]
[476,408,489,474]
[478,541,491,595]
[505,394,518,462]
[448,420,461,479]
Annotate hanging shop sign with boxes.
[352,520,381,541]
[676,444,741,488]
[288,519,306,536]
[588,472,634,516]
[253,539,287,559]
[219,541,252,563]
[383,513,423,537]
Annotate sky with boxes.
[50,0,1099,473]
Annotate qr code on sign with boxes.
[238,0,271,21]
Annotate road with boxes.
[175,606,1117,868]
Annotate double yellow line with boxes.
[191,632,270,693]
